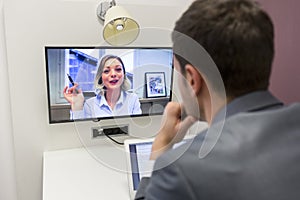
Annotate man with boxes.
[135,0,300,199]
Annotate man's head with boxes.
[172,0,274,99]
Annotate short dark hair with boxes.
[172,0,274,98]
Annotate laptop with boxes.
[124,136,195,199]
[124,138,155,199]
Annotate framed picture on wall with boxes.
[145,72,167,98]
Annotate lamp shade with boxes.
[103,6,140,46]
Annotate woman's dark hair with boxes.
[172,0,274,98]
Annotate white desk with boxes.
[43,145,131,200]
[43,122,208,200]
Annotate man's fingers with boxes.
[180,116,197,132]
[175,116,197,142]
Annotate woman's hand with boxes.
[150,102,197,160]
[63,83,85,111]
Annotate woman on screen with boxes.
[63,54,142,120]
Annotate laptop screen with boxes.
[129,141,154,190]
[126,137,192,194]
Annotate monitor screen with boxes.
[45,46,174,123]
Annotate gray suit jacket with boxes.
[135,91,300,200]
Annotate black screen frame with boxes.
[45,46,174,124]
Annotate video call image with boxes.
[45,47,173,123]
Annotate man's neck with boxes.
[201,92,229,126]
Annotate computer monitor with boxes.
[45,46,173,124]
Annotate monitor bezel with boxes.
[45,46,174,124]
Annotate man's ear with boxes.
[185,64,203,95]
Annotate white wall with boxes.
[3,0,192,200]
[0,0,18,199]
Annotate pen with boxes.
[67,74,75,86]
[67,74,79,93]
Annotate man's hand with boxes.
[150,102,197,160]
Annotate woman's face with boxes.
[101,58,124,91]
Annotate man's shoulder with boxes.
[150,103,300,199]
[225,103,300,130]
[156,103,300,169]
[212,103,300,147]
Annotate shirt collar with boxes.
[98,94,108,107]
[97,91,125,107]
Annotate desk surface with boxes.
[43,146,131,200]
[43,122,208,200]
